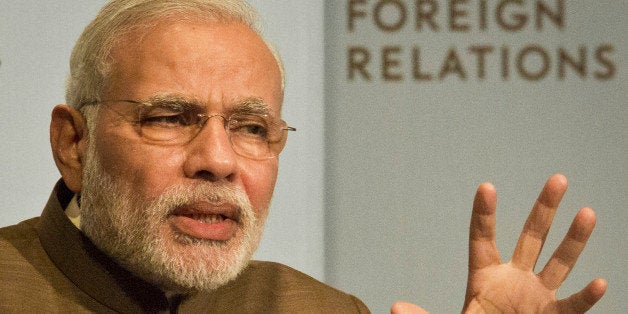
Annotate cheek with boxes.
[95,131,188,199]
[239,160,278,216]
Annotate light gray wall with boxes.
[325,1,626,313]
[0,1,326,281]
[0,2,103,225]
[248,0,326,280]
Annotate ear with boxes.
[50,105,90,193]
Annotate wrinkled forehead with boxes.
[103,20,284,114]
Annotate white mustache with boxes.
[146,183,253,221]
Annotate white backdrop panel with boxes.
[324,1,626,313]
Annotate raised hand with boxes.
[463,174,606,313]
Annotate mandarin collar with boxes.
[38,180,171,313]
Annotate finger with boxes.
[557,278,607,313]
[468,182,501,271]
[511,174,568,270]
[391,301,429,314]
[539,207,596,290]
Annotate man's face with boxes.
[78,20,284,291]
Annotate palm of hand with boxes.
[462,175,606,314]
[466,264,559,313]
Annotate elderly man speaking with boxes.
[0,0,606,313]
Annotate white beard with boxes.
[79,140,266,292]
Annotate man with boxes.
[0,0,606,313]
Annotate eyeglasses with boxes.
[81,97,296,160]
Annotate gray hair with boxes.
[66,0,285,110]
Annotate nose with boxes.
[183,116,238,182]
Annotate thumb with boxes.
[391,301,429,314]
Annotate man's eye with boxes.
[230,116,269,139]
[139,101,203,127]
[140,114,191,127]
[242,124,268,136]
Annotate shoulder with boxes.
[0,217,56,308]
[200,261,371,313]
[0,217,51,272]
[0,217,115,312]
[244,261,348,294]
[0,217,54,284]
[0,217,41,255]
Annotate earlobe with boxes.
[50,105,89,193]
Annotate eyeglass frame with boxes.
[79,97,296,160]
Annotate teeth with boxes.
[190,214,225,224]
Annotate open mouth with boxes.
[184,213,227,224]
[168,202,239,241]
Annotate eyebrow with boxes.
[146,94,198,109]
[143,94,273,116]
[230,97,271,116]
